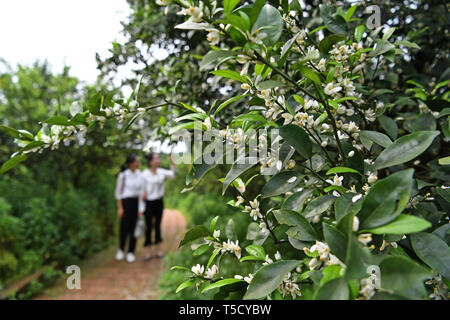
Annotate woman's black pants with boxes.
[144,198,164,247]
[119,197,138,253]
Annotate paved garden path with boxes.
[36,209,186,300]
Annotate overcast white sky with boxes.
[0,0,131,83]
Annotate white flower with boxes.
[178,4,204,22]
[250,208,262,221]
[287,159,296,169]
[213,229,220,240]
[241,83,251,91]
[358,233,373,245]
[263,254,274,265]
[287,176,297,184]
[324,82,342,96]
[235,195,245,206]
[40,133,52,144]
[348,150,355,157]
[137,107,145,114]
[275,251,282,260]
[326,174,344,187]
[206,28,220,46]
[259,220,268,233]
[191,264,204,276]
[367,173,378,184]
[51,125,63,136]
[281,113,293,125]
[203,117,212,130]
[236,179,245,194]
[156,0,171,5]
[321,140,328,148]
[205,264,219,279]
[317,58,326,72]
[244,273,253,284]
[353,216,360,232]
[304,99,319,110]
[308,258,319,270]
[249,199,259,209]
[310,241,330,261]
[352,194,363,203]
[222,239,241,259]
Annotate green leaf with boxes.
[214,94,249,115]
[380,256,432,299]
[176,279,196,293]
[245,244,266,259]
[358,169,414,229]
[319,34,345,54]
[253,4,284,46]
[261,170,303,198]
[334,193,362,224]
[200,50,236,71]
[314,278,349,300]
[207,248,222,270]
[378,115,398,140]
[320,5,347,35]
[0,154,28,175]
[395,40,421,50]
[438,156,450,165]
[256,80,285,90]
[211,70,247,83]
[170,266,191,272]
[373,131,440,170]
[224,0,240,15]
[231,113,267,124]
[354,25,365,42]
[282,189,314,211]
[302,195,336,219]
[320,265,343,286]
[240,255,266,262]
[411,233,450,280]
[280,124,312,159]
[222,157,257,195]
[42,115,70,126]
[0,125,34,141]
[344,4,358,21]
[193,244,210,256]
[323,223,347,261]
[326,166,362,176]
[363,214,431,235]
[369,39,395,57]
[297,65,321,85]
[210,216,219,233]
[202,278,244,294]
[382,27,397,40]
[179,225,210,248]
[275,210,318,241]
[186,160,217,187]
[244,260,300,300]
[359,130,393,150]
[226,218,237,241]
[344,234,373,280]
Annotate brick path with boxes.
[36,209,186,300]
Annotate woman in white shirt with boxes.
[141,153,176,260]
[114,154,145,263]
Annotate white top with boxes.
[115,169,145,212]
[142,167,176,201]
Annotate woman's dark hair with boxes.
[120,154,138,172]
[145,153,156,165]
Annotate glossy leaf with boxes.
[244,260,300,300]
[374,131,440,170]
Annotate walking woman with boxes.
[114,154,145,263]
[141,153,176,261]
